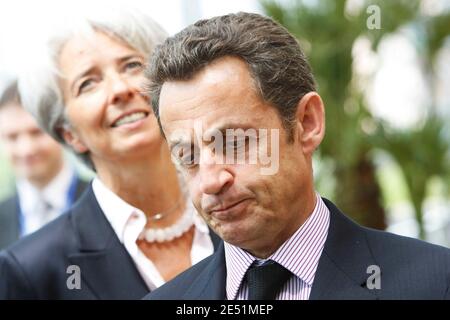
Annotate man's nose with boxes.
[15,134,37,157]
[198,149,234,195]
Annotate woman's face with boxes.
[59,31,162,164]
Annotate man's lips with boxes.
[207,198,253,218]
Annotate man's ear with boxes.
[295,92,325,155]
[60,125,88,153]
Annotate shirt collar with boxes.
[17,163,75,216]
[92,177,210,244]
[92,177,139,243]
[224,193,330,300]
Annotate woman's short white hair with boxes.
[18,8,167,169]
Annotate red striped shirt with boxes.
[225,193,330,300]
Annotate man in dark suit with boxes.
[143,12,450,300]
[0,180,87,250]
[0,80,88,250]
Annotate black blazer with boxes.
[0,184,221,299]
[0,177,88,250]
[144,199,450,300]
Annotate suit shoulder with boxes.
[0,194,15,204]
[3,211,76,272]
[144,254,216,300]
[0,195,15,213]
[325,199,450,265]
[0,196,16,224]
[364,226,450,258]
[363,227,450,277]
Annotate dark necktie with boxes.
[245,260,292,300]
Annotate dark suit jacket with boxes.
[0,177,88,250]
[0,184,222,299]
[144,199,450,300]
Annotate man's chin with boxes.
[23,170,52,185]
[216,226,252,247]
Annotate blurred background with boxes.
[1,0,449,246]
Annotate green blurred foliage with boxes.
[0,147,14,200]
[262,0,450,238]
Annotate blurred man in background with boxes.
[0,80,87,249]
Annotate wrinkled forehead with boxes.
[158,57,263,140]
[58,30,138,71]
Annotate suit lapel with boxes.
[68,245,149,299]
[74,178,89,201]
[68,185,148,299]
[209,227,222,252]
[0,195,20,248]
[310,199,379,300]
[182,242,227,299]
[309,253,377,299]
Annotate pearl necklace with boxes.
[139,203,194,243]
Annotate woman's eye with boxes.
[125,61,143,71]
[78,79,94,94]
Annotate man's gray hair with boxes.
[146,12,316,141]
[18,9,167,169]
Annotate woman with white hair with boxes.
[0,10,219,299]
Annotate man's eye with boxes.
[173,145,198,168]
[226,137,248,151]
[181,154,196,166]
[6,133,18,142]
[30,129,43,137]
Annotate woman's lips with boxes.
[112,116,147,131]
[111,110,149,128]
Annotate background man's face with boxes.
[158,56,315,257]
[0,103,63,187]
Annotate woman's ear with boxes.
[295,91,325,155]
[60,125,89,153]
